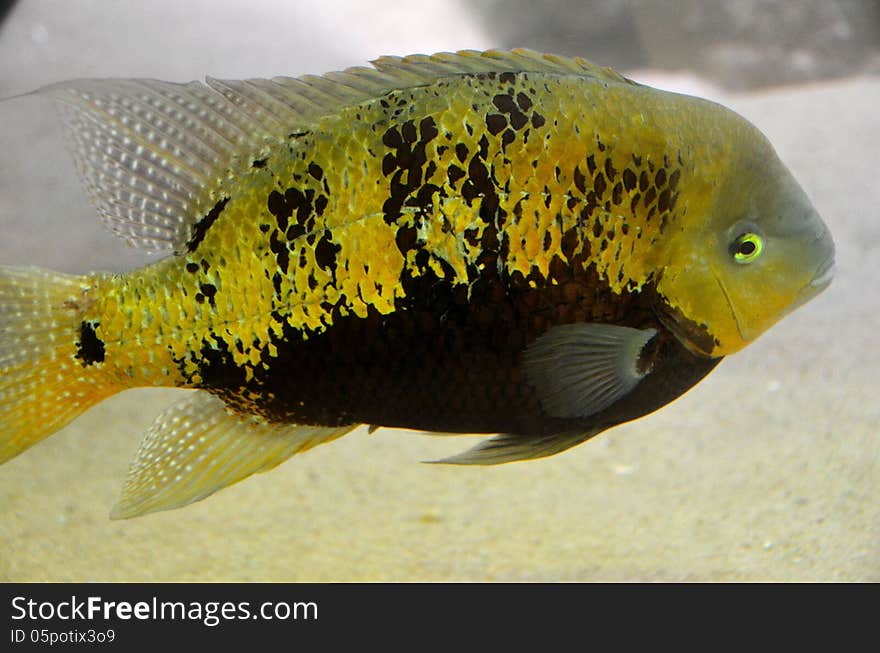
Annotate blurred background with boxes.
[1,0,878,94]
[0,1,877,581]
[478,0,880,89]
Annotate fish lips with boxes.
[786,256,836,314]
[809,255,835,290]
[791,254,835,312]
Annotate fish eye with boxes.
[731,232,764,264]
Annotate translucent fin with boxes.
[430,428,602,465]
[0,266,120,463]
[42,79,274,252]
[111,391,357,519]
[523,323,657,419]
[41,49,631,253]
[369,49,633,86]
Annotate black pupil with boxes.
[738,239,756,256]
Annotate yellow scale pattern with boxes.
[82,72,729,392]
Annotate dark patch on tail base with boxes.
[186,197,230,253]
[75,320,105,366]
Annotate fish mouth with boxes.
[791,254,835,311]
[809,255,835,290]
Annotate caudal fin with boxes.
[0,266,120,463]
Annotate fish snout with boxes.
[790,253,835,312]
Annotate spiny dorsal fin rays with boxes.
[204,78,297,136]
[42,49,634,254]
[110,390,358,519]
[370,49,633,86]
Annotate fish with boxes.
[0,49,834,519]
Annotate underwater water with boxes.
[0,0,877,581]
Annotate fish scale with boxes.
[89,73,689,408]
[0,49,833,517]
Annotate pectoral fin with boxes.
[430,323,657,466]
[111,391,356,519]
[523,322,657,419]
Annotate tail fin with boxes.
[0,266,120,463]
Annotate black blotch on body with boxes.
[199,235,720,443]
[501,128,516,150]
[395,224,419,254]
[486,114,507,135]
[269,230,289,275]
[186,197,229,253]
[315,231,341,273]
[381,117,440,223]
[193,334,247,391]
[658,188,671,213]
[447,164,466,186]
[604,157,617,181]
[594,172,607,198]
[200,283,218,307]
[492,92,529,131]
[573,167,587,195]
[419,116,439,141]
[308,163,324,180]
[75,320,105,367]
[655,168,667,187]
[267,190,290,228]
[586,154,597,175]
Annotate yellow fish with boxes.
[0,50,834,518]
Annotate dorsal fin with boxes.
[42,49,633,253]
[44,78,272,252]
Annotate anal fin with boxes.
[111,391,356,519]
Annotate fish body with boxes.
[0,50,834,517]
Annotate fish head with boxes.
[656,126,834,358]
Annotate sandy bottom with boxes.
[1,62,877,580]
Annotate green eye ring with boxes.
[732,232,764,263]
